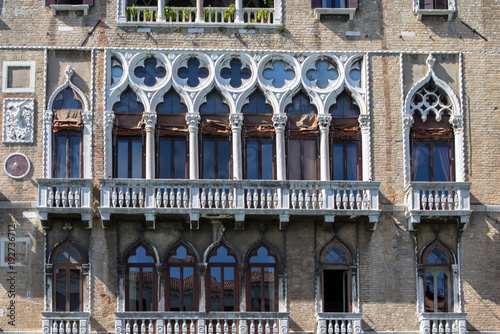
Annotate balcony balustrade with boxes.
[115,312,289,334]
[37,178,93,228]
[99,179,380,229]
[418,313,466,334]
[42,312,90,334]
[317,313,362,334]
[404,182,471,231]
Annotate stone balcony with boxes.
[317,313,362,334]
[115,312,289,334]
[37,178,93,229]
[99,179,381,230]
[404,182,472,231]
[418,313,466,334]
[42,312,90,334]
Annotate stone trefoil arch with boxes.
[44,65,92,179]
[402,54,465,185]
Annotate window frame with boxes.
[410,138,455,182]
[165,243,199,311]
[286,136,320,181]
[246,245,279,312]
[52,242,84,312]
[52,130,83,179]
[113,135,146,178]
[243,136,275,180]
[206,244,239,312]
[199,134,232,180]
[156,135,189,179]
[330,138,361,181]
[320,242,352,313]
[125,244,158,312]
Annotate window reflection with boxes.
[53,242,83,312]
[126,245,157,311]
[322,242,350,313]
[207,245,237,311]
[423,243,453,313]
[166,244,197,311]
[248,246,277,312]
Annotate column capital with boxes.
[450,115,464,131]
[229,113,244,129]
[403,114,414,130]
[317,114,332,129]
[44,110,53,123]
[82,110,93,124]
[358,114,370,129]
[272,113,287,130]
[186,113,201,129]
[104,110,116,129]
[143,112,157,129]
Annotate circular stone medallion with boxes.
[4,153,31,179]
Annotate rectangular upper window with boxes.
[419,0,448,9]
[2,61,36,93]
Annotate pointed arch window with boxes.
[242,90,275,180]
[165,243,198,311]
[286,91,319,180]
[113,88,145,178]
[206,244,238,311]
[126,244,157,311]
[200,90,231,179]
[52,242,83,311]
[156,89,188,179]
[410,82,454,182]
[421,242,453,313]
[247,245,278,312]
[321,242,351,312]
[52,88,84,178]
[329,92,361,181]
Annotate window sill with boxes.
[415,8,455,21]
[314,8,356,20]
[50,4,90,16]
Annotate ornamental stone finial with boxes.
[229,113,244,129]
[358,114,370,129]
[450,115,464,130]
[82,110,93,124]
[143,112,157,129]
[403,114,414,129]
[104,110,116,128]
[65,65,74,81]
[426,54,436,69]
[44,110,54,123]
[272,114,287,130]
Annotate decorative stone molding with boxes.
[104,110,116,128]
[413,0,456,20]
[317,114,332,129]
[82,110,93,124]
[143,112,158,129]
[403,114,415,129]
[272,114,287,130]
[3,98,34,143]
[358,114,370,130]
[186,113,201,128]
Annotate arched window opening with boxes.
[52,242,83,312]
[200,90,231,179]
[165,244,198,311]
[126,244,157,311]
[321,242,351,312]
[156,89,188,179]
[113,88,145,178]
[410,82,454,182]
[286,91,318,180]
[207,244,238,311]
[247,245,278,312]
[329,92,361,181]
[52,88,84,178]
[242,90,274,180]
[422,242,453,313]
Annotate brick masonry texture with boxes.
[0,0,499,333]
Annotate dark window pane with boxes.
[413,143,430,181]
[210,267,222,311]
[117,139,129,178]
[434,144,451,181]
[287,93,316,114]
[128,267,140,311]
[142,267,154,311]
[303,139,318,180]
[437,272,448,312]
[178,58,209,88]
[174,140,187,179]
[169,267,181,311]
[261,141,274,180]
[346,143,358,181]
[265,267,275,311]
[250,267,261,311]
[157,90,187,114]
[242,91,272,114]
[54,88,83,110]
[200,91,229,114]
[218,140,230,179]
[203,140,215,179]
[56,136,67,178]
[131,139,143,178]
[287,139,301,180]
[424,271,434,312]
[55,269,67,311]
[114,88,144,113]
[183,267,194,311]
[246,141,259,180]
[332,143,344,180]
[323,270,349,312]
[223,267,235,311]
[69,269,80,311]
[159,139,172,179]
[69,136,81,178]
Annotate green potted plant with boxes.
[204,5,215,22]
[144,9,152,21]
[257,8,269,23]
[223,4,235,22]
[164,6,174,21]
[182,7,193,21]
[130,4,138,21]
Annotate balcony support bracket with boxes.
[323,215,335,230]
[101,213,111,229]
[145,214,156,230]
[368,214,379,231]
[190,214,199,230]
[235,214,245,230]
[279,215,289,230]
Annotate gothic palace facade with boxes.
[0,1,499,334]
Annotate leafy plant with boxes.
[164,6,174,21]
[144,9,151,21]
[204,5,215,22]
[182,7,194,21]
[174,26,184,33]
[243,24,256,30]
[257,9,269,23]
[223,4,235,22]
[218,26,227,33]
[130,4,138,20]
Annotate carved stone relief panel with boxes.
[3,98,35,143]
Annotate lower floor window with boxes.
[424,268,451,312]
[323,268,350,312]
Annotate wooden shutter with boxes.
[435,0,448,9]
[347,0,358,8]
[82,0,94,6]
[45,0,57,5]
[311,0,323,9]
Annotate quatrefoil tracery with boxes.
[410,82,452,122]
[134,57,167,87]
